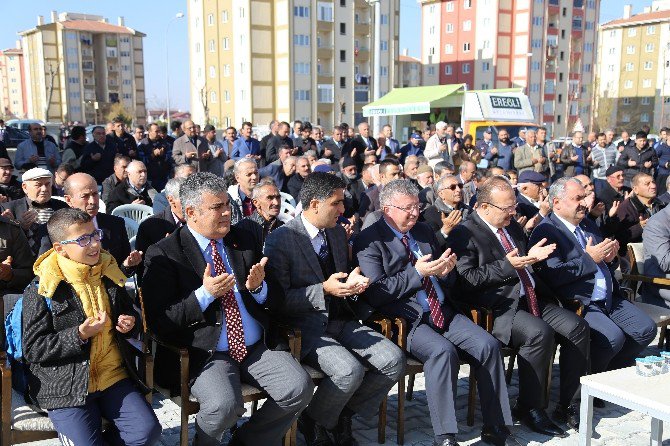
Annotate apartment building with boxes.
[420,0,600,137]
[19,11,146,124]
[0,46,28,119]
[188,0,399,131]
[398,52,422,87]
[595,2,670,132]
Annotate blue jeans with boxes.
[48,379,161,446]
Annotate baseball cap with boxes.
[410,132,422,140]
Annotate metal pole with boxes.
[369,0,381,136]
[166,12,184,131]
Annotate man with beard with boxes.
[321,126,348,164]
[420,174,473,249]
[139,123,172,192]
[597,166,630,215]
[236,182,284,248]
[61,125,87,169]
[490,129,516,171]
[266,122,295,164]
[337,157,364,218]
[0,158,23,202]
[287,156,311,202]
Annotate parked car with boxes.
[2,126,30,148]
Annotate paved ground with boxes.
[20,331,670,446]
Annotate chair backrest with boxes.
[111,204,153,223]
[122,217,140,240]
[280,191,296,208]
[50,196,66,203]
[629,242,645,275]
[98,199,107,214]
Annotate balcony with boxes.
[354,21,370,36]
[355,0,369,9]
[317,71,334,83]
[546,46,557,59]
[317,44,334,59]
[317,19,333,32]
[547,26,559,36]
[82,61,94,71]
[81,49,93,58]
[355,46,369,61]
[354,87,369,103]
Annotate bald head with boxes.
[64,173,100,217]
[127,161,148,188]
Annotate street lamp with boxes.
[367,0,381,136]
[166,12,185,130]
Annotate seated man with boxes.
[235,181,284,249]
[101,154,131,203]
[0,158,24,202]
[515,171,549,221]
[421,174,473,248]
[153,163,197,214]
[641,204,670,307]
[107,160,157,213]
[531,177,656,381]
[0,214,33,297]
[355,179,517,446]
[1,167,68,258]
[23,208,161,445]
[143,172,312,446]
[265,172,404,446]
[449,176,589,437]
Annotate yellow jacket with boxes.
[33,249,128,393]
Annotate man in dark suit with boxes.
[448,176,589,437]
[530,177,656,381]
[420,175,472,249]
[348,122,378,169]
[515,171,549,221]
[235,182,283,250]
[355,179,517,446]
[597,166,630,214]
[320,126,348,164]
[265,172,404,446]
[171,120,212,172]
[143,172,313,446]
[358,158,402,219]
[266,122,295,164]
[80,126,125,184]
[106,160,157,213]
[38,173,141,272]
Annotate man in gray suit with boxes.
[171,120,211,172]
[642,204,670,308]
[265,172,404,446]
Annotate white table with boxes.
[579,366,670,445]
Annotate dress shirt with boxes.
[190,226,267,351]
[519,193,541,210]
[383,219,446,313]
[554,215,609,302]
[301,213,326,254]
[479,216,535,295]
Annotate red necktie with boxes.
[401,235,445,329]
[209,240,247,362]
[496,229,541,317]
[242,197,254,217]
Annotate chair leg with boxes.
[505,354,516,385]
[180,406,189,446]
[406,374,415,401]
[665,327,670,350]
[467,368,476,426]
[252,400,259,413]
[377,397,387,444]
[397,375,406,445]
[658,325,666,349]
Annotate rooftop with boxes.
[602,9,670,28]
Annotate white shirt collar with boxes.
[478,211,505,237]
[554,214,579,234]
[519,192,540,207]
[300,213,321,240]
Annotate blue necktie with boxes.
[574,226,612,304]
[318,230,329,262]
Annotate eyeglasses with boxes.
[440,183,464,191]
[387,204,421,214]
[59,229,104,248]
[484,202,518,213]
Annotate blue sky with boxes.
[0,0,640,112]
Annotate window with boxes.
[381,14,389,25]
[462,63,471,73]
[240,7,245,18]
[463,42,471,52]
[644,61,653,70]
[626,45,635,54]
[463,20,471,31]
[222,10,228,22]
[340,23,346,34]
[624,80,633,89]
[240,62,244,74]
[641,113,650,122]
[532,16,543,26]
[195,43,201,53]
[464,0,472,8]
[210,91,217,103]
[446,23,454,33]
[294,6,310,17]
[583,64,591,73]
[608,47,615,55]
[340,77,346,88]
[294,34,310,46]
[646,43,654,52]
[295,89,311,101]
[317,2,333,21]
[628,28,636,37]
[643,79,652,88]
[531,39,542,49]
[481,83,490,90]
[622,114,630,123]
[446,1,454,12]
[207,13,214,25]
[444,44,453,54]
[607,64,614,72]
[444,64,453,75]
[380,40,388,51]
[625,62,634,71]
[121,65,130,71]
[340,0,345,6]
[223,37,230,50]
[340,50,346,62]
[427,66,436,75]
[641,97,651,105]
[381,66,388,76]
[482,62,490,71]
[429,26,436,35]
[532,61,541,71]
[647,25,656,35]
[209,66,216,78]
[68,77,80,84]
[224,90,231,102]
[622,97,631,105]
[209,40,215,52]
[294,62,310,74]
[483,40,491,49]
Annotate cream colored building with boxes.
[188,0,399,131]
[398,52,422,87]
[19,11,146,124]
[595,2,670,132]
[0,46,28,118]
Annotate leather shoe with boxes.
[481,425,522,446]
[433,435,460,446]
[331,412,358,446]
[553,403,580,430]
[514,406,567,438]
[298,412,335,446]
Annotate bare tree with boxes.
[44,62,58,121]
[199,86,210,125]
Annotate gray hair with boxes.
[174,163,197,178]
[164,177,185,200]
[379,179,421,207]
[435,174,459,192]
[525,129,536,137]
[233,158,257,175]
[297,155,310,164]
[126,160,146,173]
[251,182,279,200]
[547,177,582,209]
[304,150,317,158]
[317,158,332,165]
[283,156,298,166]
[179,172,228,219]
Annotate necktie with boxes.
[401,235,445,329]
[209,240,247,363]
[574,227,613,300]
[496,228,541,317]
[318,230,330,263]
[242,196,254,216]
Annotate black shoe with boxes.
[331,412,358,446]
[298,412,335,446]
[515,406,567,438]
[593,397,606,408]
[433,434,460,446]
[553,403,580,430]
[481,425,522,446]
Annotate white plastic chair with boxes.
[98,199,106,214]
[280,191,296,208]
[111,204,153,224]
[51,196,66,202]
[122,217,140,240]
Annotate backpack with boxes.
[4,284,51,396]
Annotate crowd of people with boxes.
[3,116,670,446]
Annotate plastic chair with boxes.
[111,204,153,224]
[280,191,296,208]
[98,199,107,214]
[122,217,140,240]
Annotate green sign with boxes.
[363,102,431,117]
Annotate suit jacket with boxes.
[135,208,180,283]
[142,225,282,385]
[354,219,455,346]
[171,134,211,171]
[420,200,471,249]
[529,212,620,307]
[2,197,68,258]
[448,211,555,344]
[266,135,294,164]
[560,144,588,177]
[642,206,670,300]
[514,144,546,173]
[358,185,380,219]
[321,139,347,163]
[349,135,378,168]
[264,215,353,357]
[516,193,540,220]
[0,217,34,296]
[80,140,123,184]
[231,136,261,159]
[106,180,157,213]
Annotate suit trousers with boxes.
[509,301,589,409]
[584,296,657,374]
[408,313,512,435]
[303,319,405,429]
[190,345,313,446]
